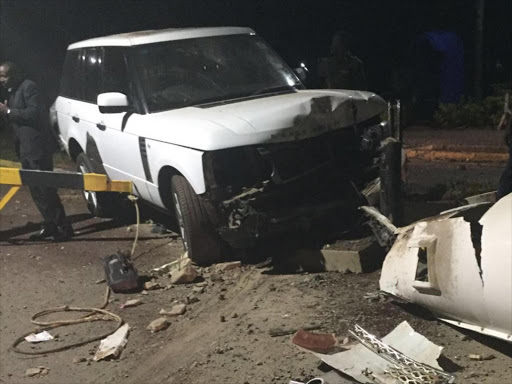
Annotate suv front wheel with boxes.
[171,175,223,265]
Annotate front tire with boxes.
[76,152,117,218]
[171,175,223,265]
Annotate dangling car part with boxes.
[364,192,512,342]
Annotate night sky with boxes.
[1,0,511,103]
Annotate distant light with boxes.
[286,77,295,86]
[90,56,97,64]
[98,58,102,64]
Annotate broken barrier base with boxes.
[274,239,385,274]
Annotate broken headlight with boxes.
[203,147,271,192]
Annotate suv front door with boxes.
[82,47,152,201]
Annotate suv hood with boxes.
[136,90,386,151]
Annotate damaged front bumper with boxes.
[203,119,393,246]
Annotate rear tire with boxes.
[171,175,223,265]
[76,152,118,218]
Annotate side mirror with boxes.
[97,92,129,113]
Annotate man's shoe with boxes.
[29,227,58,241]
[53,224,74,242]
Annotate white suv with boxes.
[56,27,390,264]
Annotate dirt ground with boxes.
[1,160,511,384]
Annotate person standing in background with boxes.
[0,61,73,241]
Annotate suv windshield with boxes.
[132,34,301,112]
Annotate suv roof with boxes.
[68,27,255,50]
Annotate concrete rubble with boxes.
[147,318,170,332]
[159,304,187,317]
[120,299,142,309]
[25,367,49,377]
[170,266,199,284]
[93,324,130,361]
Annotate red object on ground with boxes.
[291,329,337,353]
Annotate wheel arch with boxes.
[68,138,83,162]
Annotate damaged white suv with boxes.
[56,27,392,264]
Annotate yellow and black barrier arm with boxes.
[0,167,132,211]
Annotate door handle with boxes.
[72,116,80,123]
[96,123,106,131]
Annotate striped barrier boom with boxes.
[0,167,132,193]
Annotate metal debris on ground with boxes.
[303,321,454,384]
[93,324,130,361]
[24,331,54,343]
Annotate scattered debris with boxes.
[469,353,496,361]
[305,321,454,384]
[214,261,242,272]
[378,194,512,342]
[120,299,142,309]
[153,253,191,276]
[363,291,387,302]
[289,379,326,384]
[187,295,200,304]
[95,278,106,284]
[170,266,199,284]
[143,281,162,291]
[24,331,54,343]
[25,367,49,377]
[220,315,226,322]
[147,318,170,332]
[192,286,205,294]
[291,329,338,353]
[210,273,224,282]
[269,325,322,338]
[159,304,187,317]
[93,324,130,361]
[73,357,87,364]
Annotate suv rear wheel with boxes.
[76,152,118,218]
[171,175,223,265]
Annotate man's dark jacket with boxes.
[7,79,57,161]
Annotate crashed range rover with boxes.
[55,27,395,265]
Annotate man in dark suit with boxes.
[0,61,73,241]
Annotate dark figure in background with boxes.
[0,61,73,241]
[497,124,512,199]
[327,31,367,91]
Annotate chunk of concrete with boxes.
[160,304,187,317]
[170,266,199,284]
[214,261,242,272]
[147,318,170,332]
[276,239,384,274]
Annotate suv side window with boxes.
[101,47,129,95]
[83,48,102,103]
[60,50,81,99]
